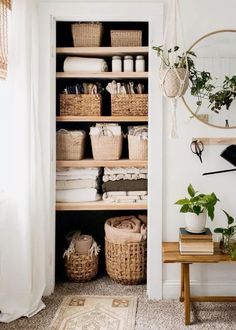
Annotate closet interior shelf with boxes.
[56,159,148,168]
[56,72,148,79]
[56,201,147,211]
[56,46,149,56]
[192,137,236,145]
[56,116,148,122]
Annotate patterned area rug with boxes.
[50,295,137,330]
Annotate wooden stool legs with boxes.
[179,263,191,325]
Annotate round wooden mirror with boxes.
[182,30,236,128]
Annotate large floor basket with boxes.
[105,238,147,285]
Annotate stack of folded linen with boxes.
[56,167,101,203]
[102,167,147,203]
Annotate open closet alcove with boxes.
[39,2,163,299]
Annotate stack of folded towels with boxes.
[102,167,148,203]
[105,215,147,243]
[56,167,101,202]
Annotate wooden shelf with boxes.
[56,116,148,122]
[192,137,236,145]
[56,46,149,57]
[56,72,148,79]
[56,201,147,211]
[56,159,148,168]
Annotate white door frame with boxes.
[39,1,163,299]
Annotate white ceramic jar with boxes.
[123,55,133,72]
[135,55,145,72]
[112,56,122,72]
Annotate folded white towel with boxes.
[102,191,147,203]
[104,167,148,175]
[56,167,101,180]
[56,188,101,203]
[56,179,98,190]
[103,173,148,182]
[64,57,108,73]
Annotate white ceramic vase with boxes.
[185,212,207,233]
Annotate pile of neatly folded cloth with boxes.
[105,215,147,243]
[56,167,101,202]
[102,167,147,203]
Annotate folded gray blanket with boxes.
[102,179,147,192]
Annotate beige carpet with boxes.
[50,295,137,330]
[0,277,236,329]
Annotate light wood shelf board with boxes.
[56,159,147,168]
[192,137,236,145]
[56,72,148,79]
[56,46,149,56]
[56,201,147,211]
[56,115,148,122]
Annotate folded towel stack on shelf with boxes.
[102,167,148,203]
[56,168,102,203]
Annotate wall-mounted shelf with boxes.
[56,116,148,122]
[56,72,148,79]
[192,137,236,145]
[56,159,148,168]
[56,46,149,57]
[56,201,147,211]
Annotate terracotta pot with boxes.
[160,67,189,98]
[185,212,206,233]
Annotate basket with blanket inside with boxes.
[71,22,103,47]
[60,94,102,116]
[111,94,148,116]
[90,132,123,160]
[110,30,142,47]
[56,129,85,160]
[105,215,147,285]
[128,127,148,160]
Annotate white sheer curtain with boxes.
[0,0,47,322]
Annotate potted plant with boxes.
[175,184,219,233]
[152,45,198,98]
[214,210,236,257]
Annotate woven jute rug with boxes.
[50,295,137,330]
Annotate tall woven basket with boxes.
[65,252,98,282]
[90,135,122,160]
[128,127,148,160]
[71,22,103,47]
[105,238,147,285]
[56,129,85,160]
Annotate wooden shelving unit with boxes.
[56,116,148,122]
[56,72,148,79]
[56,159,148,168]
[56,46,149,56]
[56,201,147,211]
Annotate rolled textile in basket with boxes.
[102,179,147,192]
[56,188,101,203]
[105,215,147,243]
[64,56,108,73]
[75,235,93,254]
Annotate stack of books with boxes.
[179,228,214,255]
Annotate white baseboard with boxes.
[163,280,236,299]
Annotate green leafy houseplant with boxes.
[175,184,219,221]
[214,210,236,258]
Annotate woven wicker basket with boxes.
[65,252,98,282]
[60,94,102,116]
[71,22,103,47]
[105,238,147,285]
[90,134,122,160]
[56,129,85,160]
[110,30,142,47]
[111,94,148,116]
[128,127,148,160]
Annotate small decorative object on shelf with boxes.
[112,55,122,72]
[175,184,219,233]
[179,227,214,255]
[135,55,145,72]
[214,210,236,257]
[123,55,134,72]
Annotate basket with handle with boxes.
[56,129,85,160]
[90,127,122,160]
[71,22,103,47]
[128,127,148,160]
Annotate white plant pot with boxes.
[185,212,207,233]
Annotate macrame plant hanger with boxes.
[160,0,189,138]
[0,0,11,80]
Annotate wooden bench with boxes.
[163,242,236,325]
